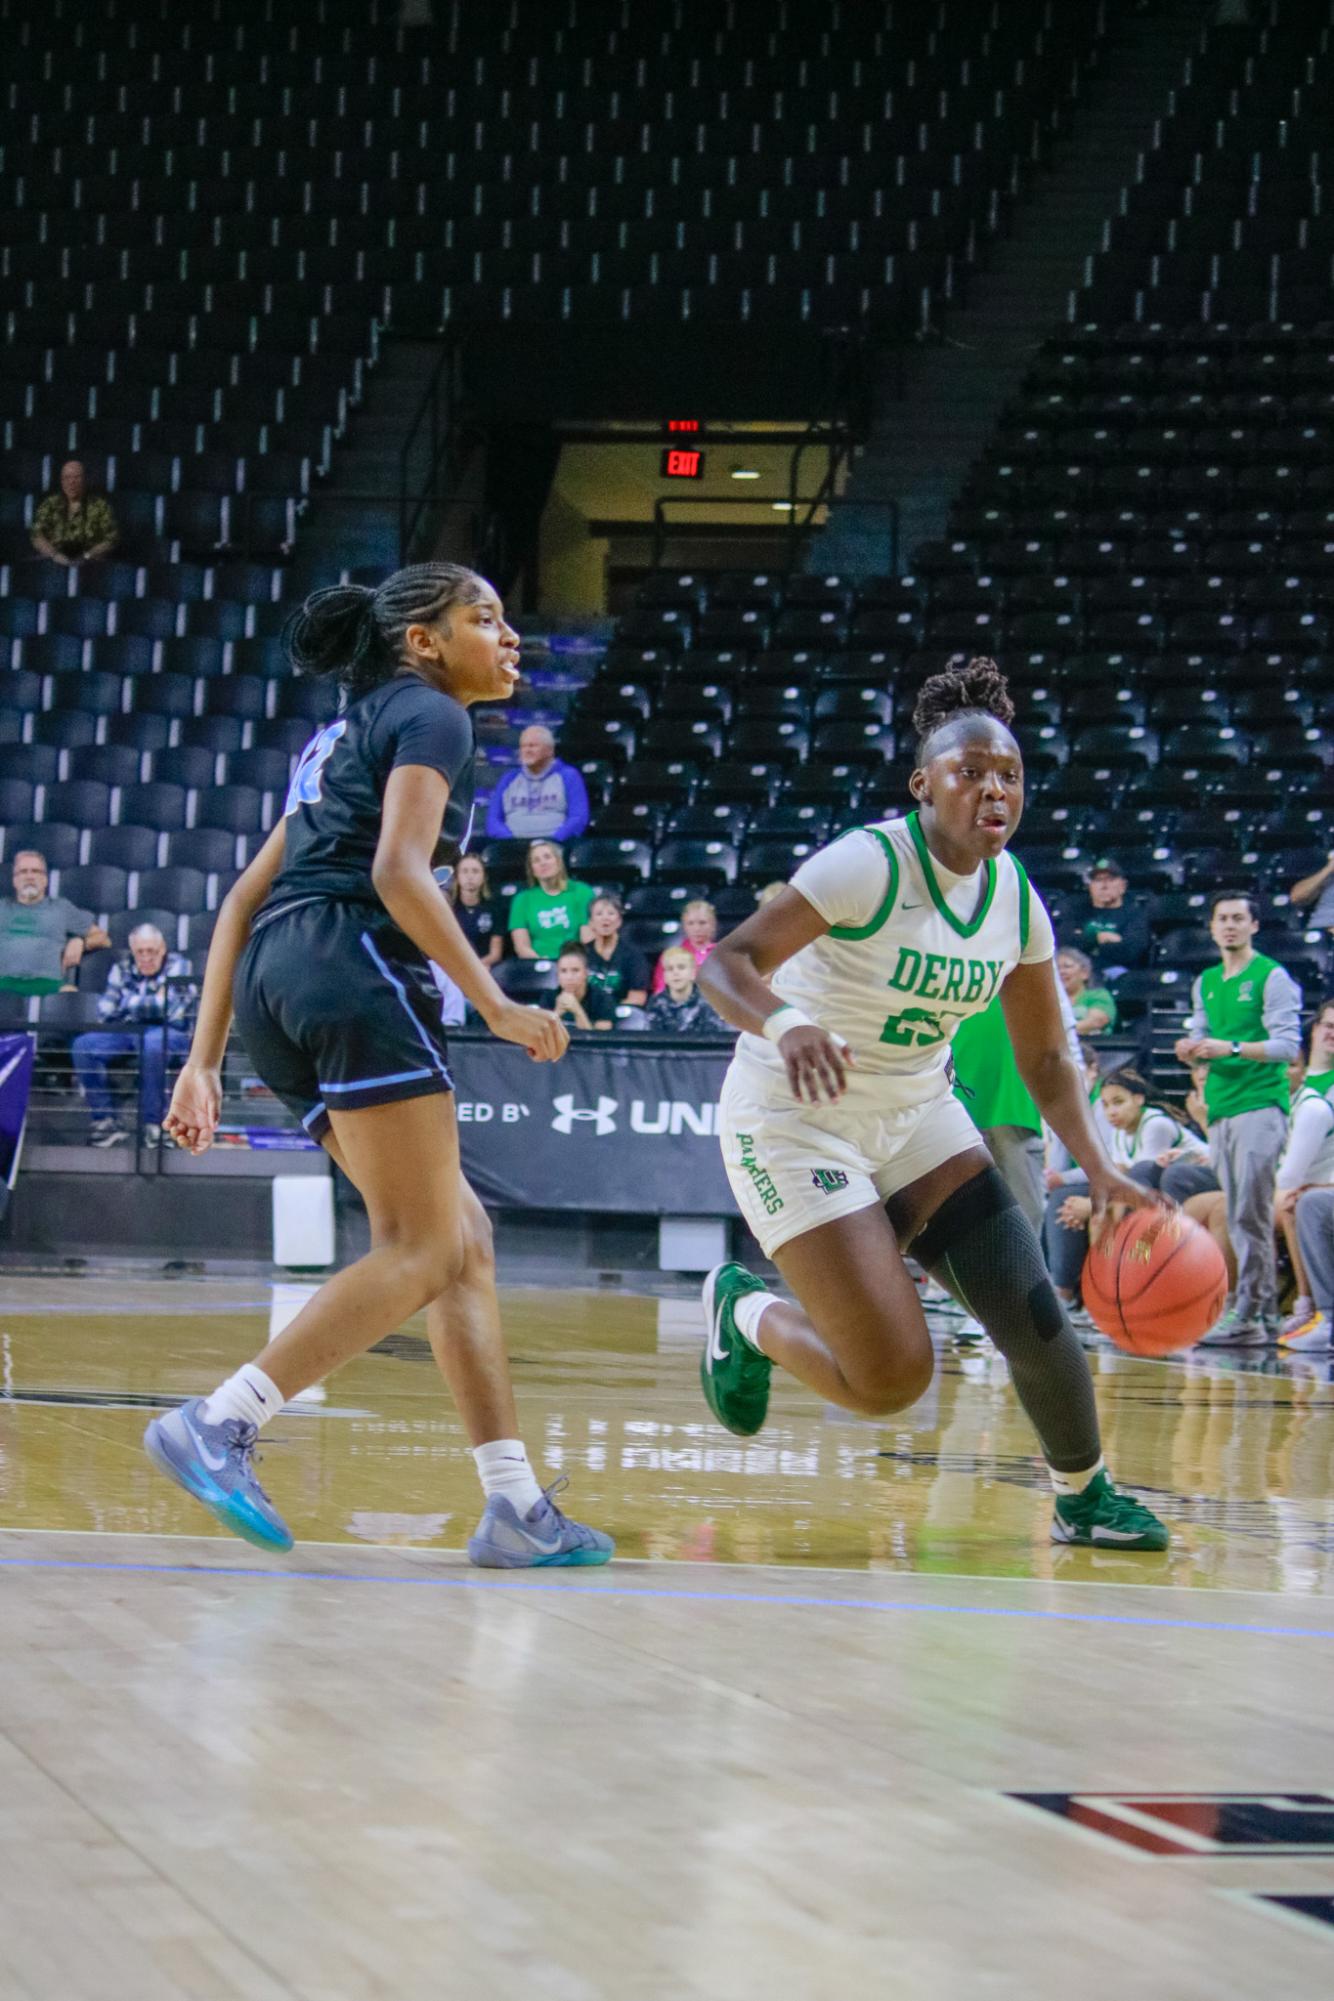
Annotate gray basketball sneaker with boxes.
[467,1477,614,1568]
[1196,1308,1267,1348]
[144,1398,294,1552]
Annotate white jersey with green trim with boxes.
[732,810,1056,1113]
[1278,1076,1334,1189]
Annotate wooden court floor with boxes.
[1,1273,1332,2000]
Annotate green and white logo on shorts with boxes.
[810,1168,850,1194]
[736,1131,784,1215]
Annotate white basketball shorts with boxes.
[719,1061,984,1260]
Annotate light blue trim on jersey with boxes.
[300,1100,328,1130]
[318,1068,435,1092]
[358,929,452,1082]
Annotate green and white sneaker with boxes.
[700,1262,773,1437]
[1050,1470,1169,1551]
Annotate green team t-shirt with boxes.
[951,996,1041,1134]
[1072,984,1117,1032]
[506,879,595,956]
[1196,952,1294,1120]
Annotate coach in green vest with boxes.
[1175,889,1301,1346]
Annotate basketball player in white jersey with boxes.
[699,658,1169,1548]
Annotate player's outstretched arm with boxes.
[372,765,567,1063]
[1001,958,1162,1238]
[699,888,851,1104]
[166,819,289,1152]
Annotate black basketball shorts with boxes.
[234,900,453,1142]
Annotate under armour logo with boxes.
[551,1094,618,1136]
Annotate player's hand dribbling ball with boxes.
[1081,1208,1228,1355]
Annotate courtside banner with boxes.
[449,1037,735,1213]
[0,1032,35,1223]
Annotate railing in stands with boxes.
[650,493,900,576]
[398,340,468,564]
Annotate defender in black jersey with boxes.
[144,564,613,1567]
[237,671,479,1133]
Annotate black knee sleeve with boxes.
[909,1165,1101,1472]
[910,1166,1065,1343]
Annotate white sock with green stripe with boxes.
[732,1290,778,1353]
[1048,1456,1105,1497]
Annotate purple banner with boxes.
[0,1033,35,1222]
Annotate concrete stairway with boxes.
[290,338,442,591]
[812,0,1205,577]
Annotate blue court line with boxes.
[0,1554,1329,1638]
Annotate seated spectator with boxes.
[71,924,197,1146]
[448,853,503,968]
[644,945,729,1035]
[552,945,617,1031]
[585,892,649,1008]
[1289,847,1334,961]
[0,850,103,996]
[507,841,595,960]
[1274,996,1334,1348]
[1056,945,1116,1034]
[650,898,718,994]
[30,459,119,567]
[1073,857,1149,978]
[1291,1184,1334,1355]
[1044,1068,1214,1307]
[1044,1037,1111,1191]
[485,725,590,843]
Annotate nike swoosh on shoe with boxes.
[1091,1525,1152,1543]
[703,1274,731,1369]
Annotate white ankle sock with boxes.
[1049,1455,1105,1497]
[473,1439,544,1516]
[732,1289,778,1353]
[201,1364,285,1432]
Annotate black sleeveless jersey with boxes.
[256,675,476,926]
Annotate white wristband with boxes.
[762,1005,815,1045]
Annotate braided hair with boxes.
[912,654,1016,763]
[284,563,490,700]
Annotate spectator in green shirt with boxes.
[30,460,119,566]
[1174,889,1302,1344]
[1056,946,1116,1034]
[506,840,595,959]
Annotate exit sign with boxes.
[661,447,705,479]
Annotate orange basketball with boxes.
[1081,1207,1228,1356]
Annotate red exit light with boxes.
[661,448,705,479]
[666,418,701,433]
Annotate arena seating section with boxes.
[0,0,1105,972]
[1,0,1331,1056]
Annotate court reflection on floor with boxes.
[0,1278,1330,1590]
